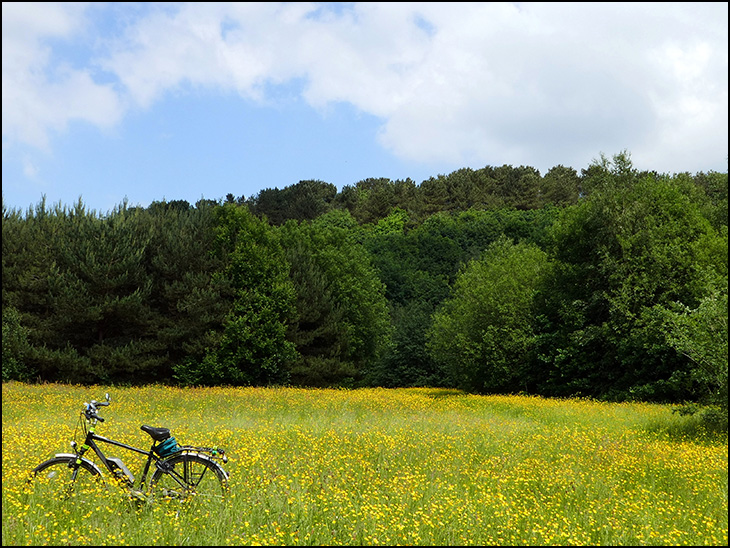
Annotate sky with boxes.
[2,2,728,214]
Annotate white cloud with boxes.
[2,2,728,174]
[22,154,39,179]
[2,2,123,149]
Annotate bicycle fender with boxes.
[53,453,105,476]
[177,451,230,480]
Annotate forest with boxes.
[2,152,727,416]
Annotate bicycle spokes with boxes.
[30,458,104,501]
[151,454,228,502]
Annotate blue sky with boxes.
[3,2,728,214]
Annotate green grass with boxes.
[2,382,727,545]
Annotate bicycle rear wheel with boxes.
[29,456,104,500]
[150,453,228,502]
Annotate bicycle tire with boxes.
[149,453,228,502]
[29,456,104,500]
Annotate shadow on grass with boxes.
[644,405,728,444]
[421,388,466,399]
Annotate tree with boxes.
[249,180,337,225]
[281,180,337,222]
[693,170,728,231]
[428,236,550,393]
[537,164,727,401]
[174,204,297,386]
[493,165,542,210]
[2,306,31,381]
[248,187,288,225]
[540,165,581,206]
[340,178,399,224]
[579,150,639,197]
[367,300,447,388]
[145,202,231,381]
[2,197,59,376]
[280,226,351,386]
[662,283,728,414]
[418,176,451,218]
[280,210,391,386]
[12,200,161,383]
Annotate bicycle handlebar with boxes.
[84,397,110,422]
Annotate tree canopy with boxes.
[3,152,727,419]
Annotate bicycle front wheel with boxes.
[29,456,104,500]
[150,453,228,502]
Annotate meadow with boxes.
[2,382,727,546]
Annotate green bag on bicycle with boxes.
[154,436,181,457]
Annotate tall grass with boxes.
[2,382,727,545]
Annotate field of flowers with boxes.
[2,382,727,546]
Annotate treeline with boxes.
[2,152,727,411]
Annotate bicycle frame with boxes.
[69,418,186,493]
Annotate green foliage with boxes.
[366,300,447,388]
[662,285,728,412]
[428,236,550,393]
[334,178,420,225]
[175,204,297,386]
[363,207,559,389]
[2,307,32,381]
[372,207,410,236]
[3,198,165,383]
[578,150,639,196]
[365,207,558,307]
[146,202,230,379]
[538,161,727,401]
[279,223,350,386]
[280,210,391,386]
[541,165,581,206]
[2,153,726,407]
[249,180,337,225]
[46,203,160,382]
[492,165,543,210]
[693,170,728,231]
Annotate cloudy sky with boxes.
[2,2,728,214]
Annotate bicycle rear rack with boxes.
[179,445,228,463]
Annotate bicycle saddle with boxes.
[141,425,171,441]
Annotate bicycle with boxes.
[28,393,229,503]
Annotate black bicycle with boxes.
[28,393,229,502]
